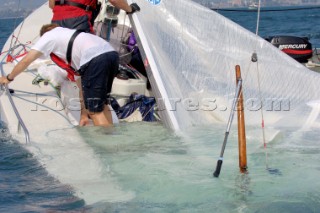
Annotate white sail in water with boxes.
[129,0,320,131]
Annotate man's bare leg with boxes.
[76,78,91,126]
[89,107,113,127]
[103,105,114,124]
[79,107,90,126]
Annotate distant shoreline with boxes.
[211,5,320,12]
[212,4,320,9]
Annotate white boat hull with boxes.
[0,2,143,204]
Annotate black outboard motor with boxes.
[265,36,313,63]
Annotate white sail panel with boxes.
[129,0,320,131]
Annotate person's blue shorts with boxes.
[78,51,119,112]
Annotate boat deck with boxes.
[0,61,76,140]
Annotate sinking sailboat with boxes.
[1,0,320,206]
[0,2,148,204]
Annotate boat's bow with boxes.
[0,2,135,204]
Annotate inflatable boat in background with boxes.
[266,35,320,72]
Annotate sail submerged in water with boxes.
[130,0,320,131]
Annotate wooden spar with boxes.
[213,65,248,177]
[235,65,247,173]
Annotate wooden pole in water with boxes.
[235,65,247,173]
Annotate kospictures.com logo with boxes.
[146,0,161,5]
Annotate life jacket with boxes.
[52,0,97,32]
[50,30,83,82]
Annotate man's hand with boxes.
[79,113,91,126]
[0,49,42,86]
[0,76,11,85]
[127,3,140,14]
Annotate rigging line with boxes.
[13,22,26,49]
[255,0,261,35]
[251,0,269,169]
[255,61,269,169]
[10,89,59,98]
[242,54,269,168]
[120,11,129,42]
[240,1,261,81]
[9,0,34,51]
[11,94,75,126]
[10,0,24,49]
[44,126,79,137]
[212,6,320,12]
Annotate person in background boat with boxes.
[0,24,119,127]
[93,0,139,36]
[49,0,140,33]
[107,0,140,15]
